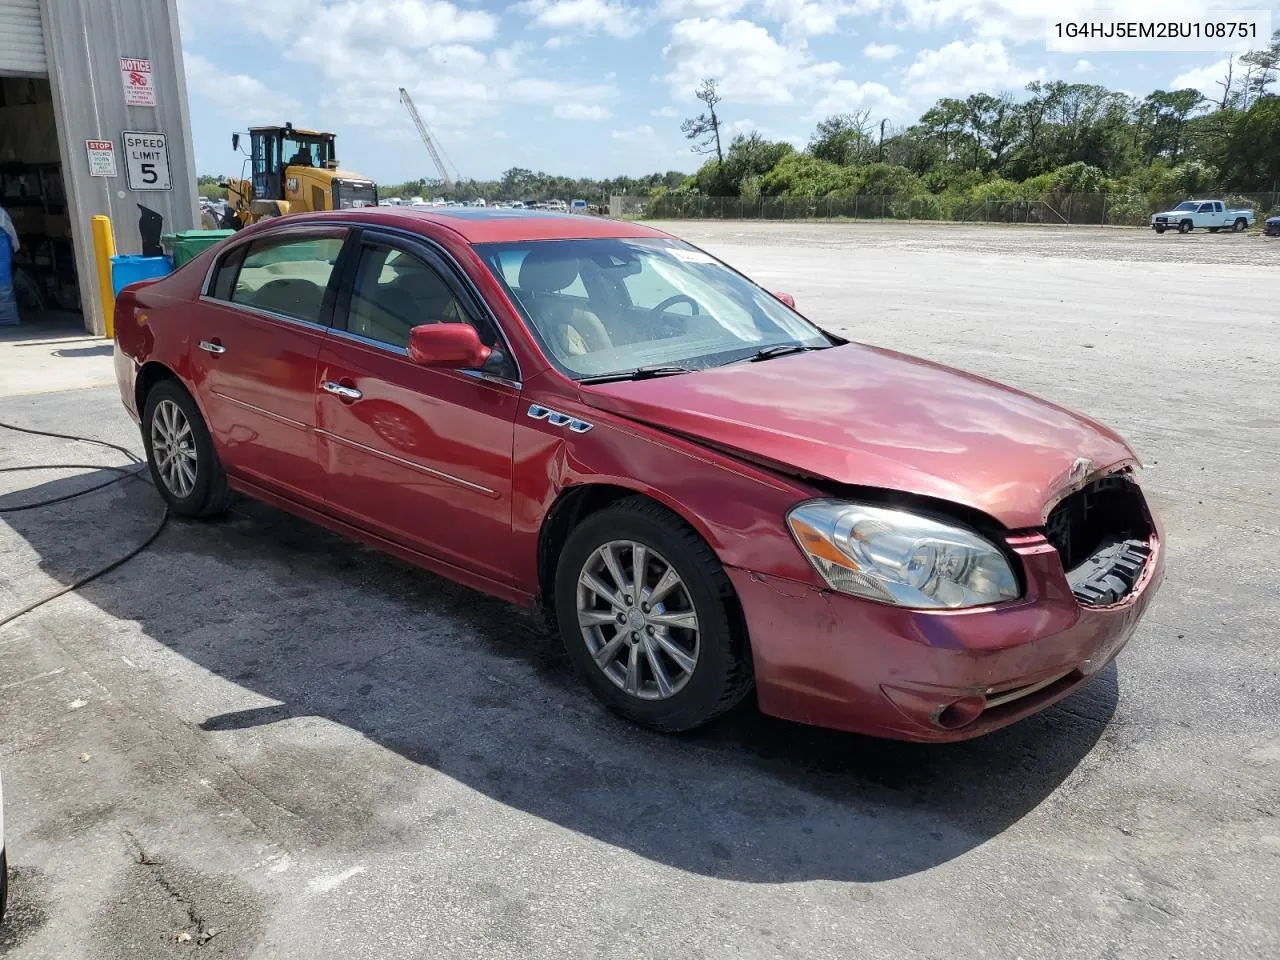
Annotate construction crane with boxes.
[399,87,456,190]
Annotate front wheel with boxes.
[554,497,753,732]
[142,379,233,518]
[1233,218,1247,232]
[1178,220,1193,234]
[1154,225,1166,234]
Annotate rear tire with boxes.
[554,496,753,732]
[142,379,233,518]
[1233,218,1247,232]
[1178,220,1193,234]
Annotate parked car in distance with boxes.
[1151,200,1254,234]
[112,208,1164,741]
[1265,215,1280,237]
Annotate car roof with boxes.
[303,207,670,244]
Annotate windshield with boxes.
[1174,201,1199,211]
[282,135,332,168]
[475,238,830,378]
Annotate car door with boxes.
[194,227,348,500]
[316,230,522,584]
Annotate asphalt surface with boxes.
[0,222,1277,959]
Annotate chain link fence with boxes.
[613,192,1280,226]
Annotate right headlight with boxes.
[786,500,1020,609]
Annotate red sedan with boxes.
[113,209,1164,740]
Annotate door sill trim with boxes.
[226,475,532,608]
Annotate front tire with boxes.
[554,497,753,732]
[142,379,232,518]
[1178,220,1193,234]
[1154,225,1166,234]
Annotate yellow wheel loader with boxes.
[218,123,378,230]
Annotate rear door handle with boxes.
[198,340,226,355]
[321,380,362,401]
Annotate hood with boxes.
[580,344,1137,529]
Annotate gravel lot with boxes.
[1,222,1277,959]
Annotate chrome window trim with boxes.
[327,326,410,357]
[315,429,498,497]
[197,295,330,333]
[325,327,523,389]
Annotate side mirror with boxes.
[231,133,240,152]
[408,324,492,369]
[772,291,796,309]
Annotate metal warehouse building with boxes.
[0,0,197,335]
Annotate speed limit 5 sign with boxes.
[122,131,172,190]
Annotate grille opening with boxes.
[1045,474,1153,605]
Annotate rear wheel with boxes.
[554,497,753,732]
[142,379,232,518]
[1233,217,1247,232]
[1178,220,1193,234]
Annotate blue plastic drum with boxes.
[110,255,172,297]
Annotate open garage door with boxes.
[0,0,46,77]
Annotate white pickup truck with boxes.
[1151,200,1254,234]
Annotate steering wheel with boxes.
[649,294,700,318]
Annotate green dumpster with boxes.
[161,229,237,267]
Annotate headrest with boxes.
[518,247,581,294]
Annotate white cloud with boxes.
[1074,59,1093,74]
[903,40,1041,99]
[184,52,301,123]
[810,79,909,120]
[863,42,903,61]
[612,124,656,141]
[554,103,612,119]
[1172,55,1242,100]
[759,0,851,37]
[651,105,682,117]
[657,0,746,14]
[517,0,640,38]
[662,17,840,104]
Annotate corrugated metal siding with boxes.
[41,0,198,333]
[0,0,46,76]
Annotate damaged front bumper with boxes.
[727,523,1164,742]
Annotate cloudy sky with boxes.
[177,0,1278,183]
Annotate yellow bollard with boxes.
[90,215,117,340]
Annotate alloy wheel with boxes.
[575,540,700,700]
[151,398,198,498]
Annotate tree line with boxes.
[669,33,1280,217]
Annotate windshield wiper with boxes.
[740,344,826,363]
[578,365,695,385]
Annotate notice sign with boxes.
[122,131,172,190]
[85,140,117,177]
[120,57,156,107]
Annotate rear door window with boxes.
[227,234,346,324]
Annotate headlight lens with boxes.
[786,500,1020,609]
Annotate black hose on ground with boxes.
[0,420,168,629]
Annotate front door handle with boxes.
[321,380,363,401]
[198,340,226,355]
